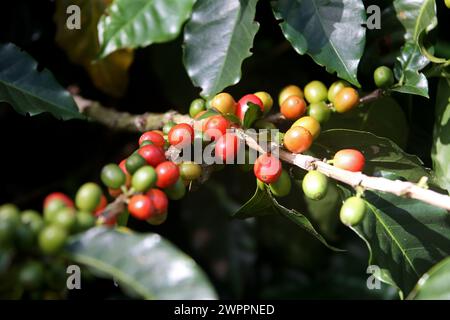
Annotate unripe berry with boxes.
[340,197,366,226]
[210,93,236,114]
[38,225,68,255]
[164,177,186,200]
[269,169,291,197]
[278,85,303,106]
[291,116,321,139]
[304,80,328,103]
[75,183,102,212]
[334,88,359,113]
[308,101,331,124]
[101,163,126,189]
[327,80,349,103]
[132,166,157,192]
[374,66,394,88]
[189,98,206,118]
[254,91,273,113]
[179,161,202,181]
[302,171,328,200]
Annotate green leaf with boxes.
[431,78,450,192]
[392,42,429,97]
[233,185,342,252]
[323,96,409,149]
[272,0,366,87]
[65,226,217,299]
[232,184,275,219]
[352,191,450,296]
[392,0,438,97]
[183,0,260,98]
[54,0,134,97]
[312,129,430,181]
[408,256,450,300]
[0,43,82,120]
[98,0,196,58]
[393,0,437,44]
[242,102,262,128]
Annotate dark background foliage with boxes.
[1,0,449,299]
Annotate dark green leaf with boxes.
[392,42,429,97]
[232,184,274,219]
[233,185,342,251]
[65,227,217,299]
[0,43,82,120]
[312,129,430,182]
[408,256,450,300]
[272,0,366,87]
[242,102,262,128]
[323,96,409,148]
[431,78,450,192]
[392,0,438,97]
[183,0,260,98]
[98,0,196,58]
[352,191,450,296]
[393,0,437,44]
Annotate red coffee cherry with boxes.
[119,159,131,187]
[333,149,365,172]
[215,133,239,163]
[44,192,74,209]
[139,131,166,148]
[155,161,180,189]
[280,95,307,120]
[147,189,169,215]
[94,195,108,214]
[236,94,264,121]
[138,145,166,167]
[254,153,282,184]
[168,123,194,147]
[128,195,155,220]
[203,115,230,141]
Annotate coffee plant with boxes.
[0,0,450,300]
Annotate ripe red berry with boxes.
[94,195,108,214]
[215,133,239,163]
[119,159,131,187]
[155,161,180,189]
[138,145,166,167]
[333,149,365,172]
[236,94,264,121]
[128,195,155,220]
[139,131,166,148]
[254,153,282,184]
[44,192,74,209]
[203,115,230,141]
[168,123,194,147]
[147,189,169,215]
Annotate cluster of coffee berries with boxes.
[0,193,99,296]
[100,129,205,224]
[277,81,360,155]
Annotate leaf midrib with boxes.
[310,0,353,80]
[366,201,420,277]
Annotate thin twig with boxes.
[73,94,450,212]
